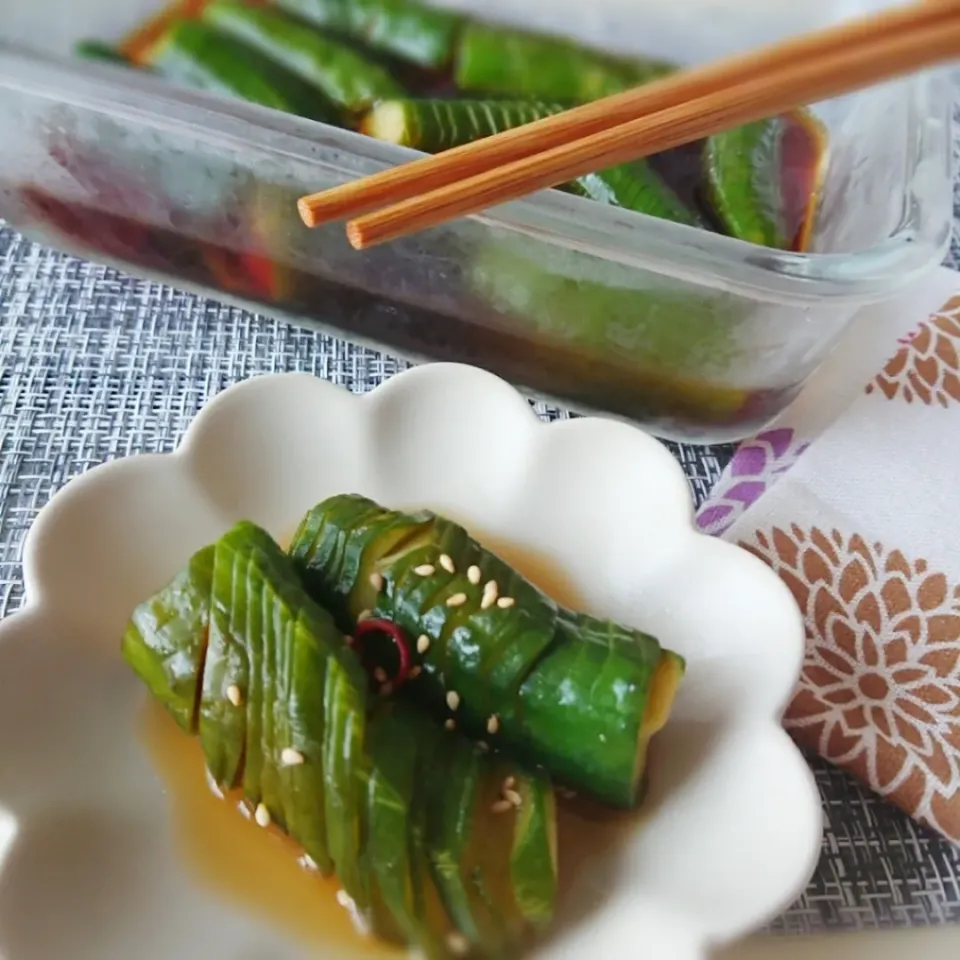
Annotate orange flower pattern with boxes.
[866,295,960,406]
[742,527,960,841]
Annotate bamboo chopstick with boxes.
[296,0,958,231]
[345,6,960,250]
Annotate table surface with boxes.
[2,108,960,945]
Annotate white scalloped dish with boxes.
[0,364,821,960]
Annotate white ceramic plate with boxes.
[0,364,822,960]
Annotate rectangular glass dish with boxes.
[0,0,952,443]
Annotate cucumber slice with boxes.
[363,701,422,943]
[323,651,368,910]
[202,2,405,112]
[409,727,473,959]
[468,238,746,396]
[290,495,686,807]
[148,20,341,124]
[121,543,214,734]
[74,40,131,65]
[705,110,827,251]
[199,531,251,790]
[424,737,503,953]
[508,766,557,931]
[454,22,673,103]
[362,97,699,224]
[571,161,702,225]
[361,98,566,151]
[275,0,465,69]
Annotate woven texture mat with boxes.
[1,221,959,931]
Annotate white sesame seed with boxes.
[374,667,388,683]
[446,691,461,711]
[439,554,456,574]
[254,803,271,828]
[497,597,515,609]
[557,786,578,800]
[467,564,481,585]
[486,714,500,735]
[409,665,422,679]
[446,592,468,607]
[476,740,489,753]
[417,634,431,654]
[503,775,516,790]
[447,932,470,955]
[226,685,243,707]
[445,718,456,731]
[299,853,319,872]
[504,788,523,807]
[480,580,499,610]
[380,682,393,697]
[414,564,435,576]
[281,747,305,766]
[336,889,352,908]
[369,572,384,591]
[491,799,513,814]
[358,609,372,621]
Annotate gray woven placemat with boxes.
[1,214,959,934]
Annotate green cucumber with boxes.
[123,519,559,955]
[363,701,420,942]
[424,736,505,954]
[274,0,465,69]
[199,530,251,790]
[468,238,746,396]
[362,97,699,224]
[74,40,131,65]
[409,723,474,959]
[454,22,674,103]
[202,2,405,112]
[121,543,214,734]
[323,647,369,909]
[148,20,341,123]
[570,161,702,225]
[705,111,826,250]
[508,765,557,931]
[361,98,566,151]
[289,495,686,807]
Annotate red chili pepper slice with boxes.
[352,618,412,690]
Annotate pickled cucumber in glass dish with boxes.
[38,0,834,442]
[75,0,829,254]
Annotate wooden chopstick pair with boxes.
[298,0,960,250]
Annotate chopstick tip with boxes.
[345,220,370,251]
[297,195,320,229]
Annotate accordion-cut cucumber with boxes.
[274,0,465,69]
[363,97,698,225]
[361,98,566,151]
[121,543,214,734]
[454,21,673,103]
[123,519,559,957]
[148,20,341,123]
[201,1,405,112]
[289,494,685,807]
[705,111,827,251]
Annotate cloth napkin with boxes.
[696,267,960,843]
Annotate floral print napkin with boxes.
[695,268,960,842]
